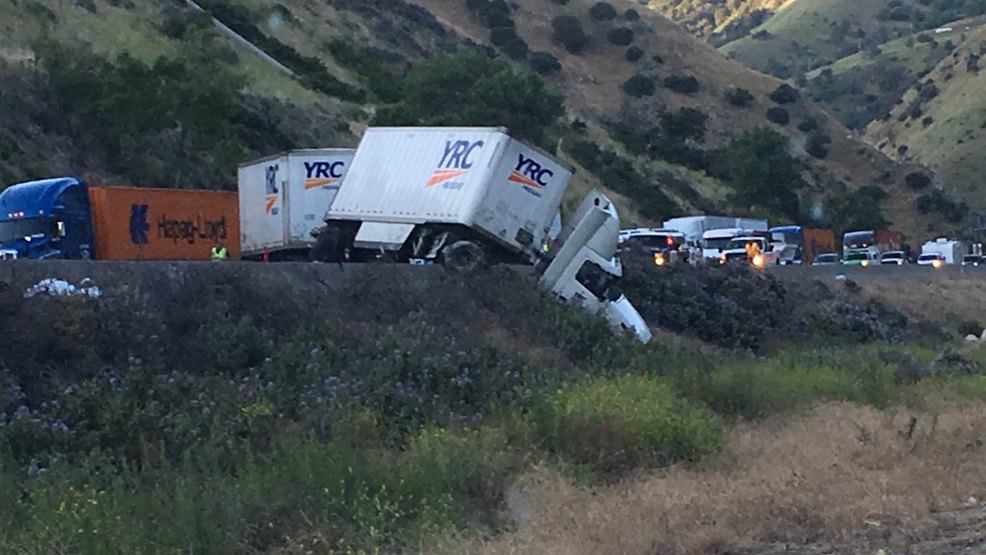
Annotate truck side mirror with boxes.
[51,220,66,239]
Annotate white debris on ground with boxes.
[23,278,102,299]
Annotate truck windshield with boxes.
[623,235,681,250]
[726,238,764,250]
[703,237,734,250]
[576,261,621,302]
[844,231,874,249]
[0,218,49,243]
[846,252,869,261]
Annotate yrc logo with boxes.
[427,140,484,187]
[265,164,279,215]
[508,153,553,189]
[129,204,149,245]
[304,161,346,190]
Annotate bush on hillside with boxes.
[905,172,931,190]
[372,48,564,149]
[623,74,656,97]
[726,127,803,220]
[766,106,790,125]
[725,86,754,107]
[797,117,818,132]
[589,1,618,21]
[565,139,680,220]
[806,132,831,159]
[663,74,700,94]
[769,83,800,104]
[501,36,529,60]
[624,8,640,20]
[607,27,635,46]
[625,46,644,62]
[529,51,561,74]
[551,15,589,54]
[620,255,791,351]
[538,375,721,479]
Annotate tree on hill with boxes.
[372,49,565,148]
[725,127,803,221]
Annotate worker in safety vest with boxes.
[745,241,761,261]
[211,238,228,262]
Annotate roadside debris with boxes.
[23,278,102,299]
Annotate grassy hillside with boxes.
[0,0,965,241]
[718,0,983,80]
[864,22,986,208]
[641,0,791,42]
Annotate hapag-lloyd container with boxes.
[238,149,355,257]
[88,186,239,260]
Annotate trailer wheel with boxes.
[442,240,485,273]
[310,228,340,262]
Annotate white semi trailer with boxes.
[311,126,651,342]
[238,149,355,260]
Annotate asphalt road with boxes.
[767,263,986,283]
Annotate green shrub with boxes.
[552,15,589,54]
[769,83,800,104]
[725,86,754,107]
[691,349,898,418]
[529,51,561,74]
[663,74,699,94]
[625,46,644,61]
[624,8,640,20]
[623,74,656,97]
[806,132,831,158]
[607,27,634,45]
[797,117,818,132]
[589,2,618,21]
[501,36,529,60]
[905,171,931,190]
[539,376,721,478]
[766,106,790,125]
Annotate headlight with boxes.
[932,259,943,269]
[861,259,869,267]
[654,253,666,267]
[752,254,765,268]
[719,254,726,264]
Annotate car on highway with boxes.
[842,250,875,267]
[879,251,907,266]
[963,254,982,267]
[811,253,839,266]
[916,253,945,268]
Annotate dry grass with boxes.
[444,401,986,555]
[859,275,986,329]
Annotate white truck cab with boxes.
[541,191,652,343]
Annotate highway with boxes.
[767,263,986,283]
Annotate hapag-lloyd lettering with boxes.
[157,214,228,244]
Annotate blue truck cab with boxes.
[0,177,94,260]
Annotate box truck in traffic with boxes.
[663,215,767,247]
[842,229,901,261]
[768,225,836,265]
[238,149,354,260]
[0,177,239,260]
[921,237,963,265]
[310,126,651,342]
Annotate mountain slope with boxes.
[0,0,962,242]
[865,22,986,208]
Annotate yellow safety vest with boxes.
[211,247,228,261]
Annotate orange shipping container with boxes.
[802,228,835,265]
[87,186,240,260]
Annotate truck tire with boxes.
[442,240,485,273]
[310,228,341,262]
